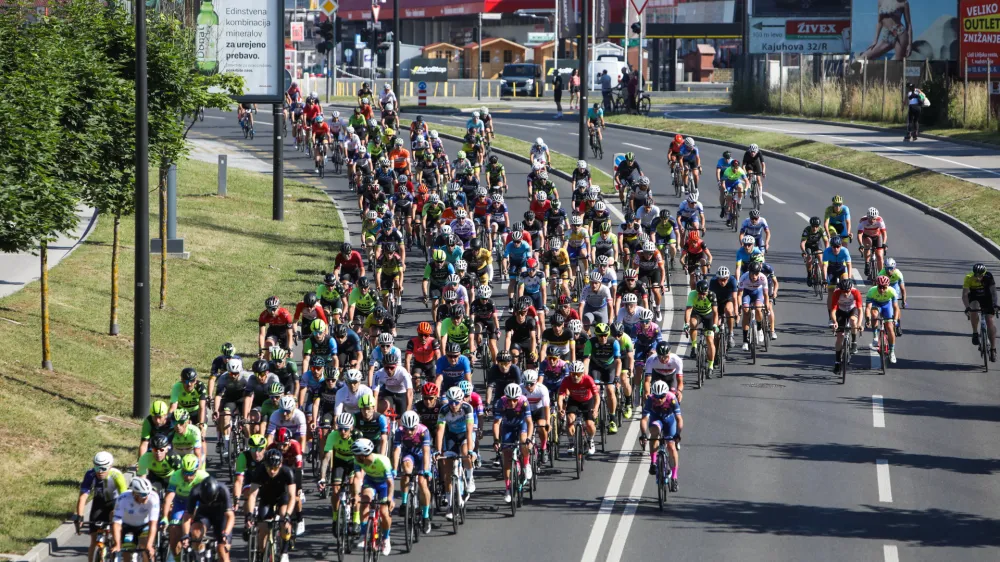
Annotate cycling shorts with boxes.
[741,287,765,307]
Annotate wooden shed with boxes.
[463,37,527,79]
[420,42,463,79]
[532,39,578,71]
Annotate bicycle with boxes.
[684,164,700,201]
[361,497,389,562]
[670,160,682,198]
[438,451,468,534]
[501,442,526,517]
[331,139,344,175]
[547,408,561,467]
[401,470,423,553]
[694,328,709,389]
[748,307,762,364]
[257,514,289,562]
[837,323,856,384]
[806,251,825,298]
[589,127,604,160]
[640,434,676,512]
[870,308,891,375]
[714,323,728,377]
[333,471,355,560]
[240,112,255,140]
[571,415,585,478]
[972,309,999,372]
[748,173,762,210]
[595,381,614,453]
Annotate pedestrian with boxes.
[569,69,580,110]
[553,71,564,118]
[600,70,613,112]
[626,67,638,113]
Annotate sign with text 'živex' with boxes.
[196,0,284,102]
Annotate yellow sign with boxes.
[321,0,338,15]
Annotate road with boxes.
[42,108,1000,562]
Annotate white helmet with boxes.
[446,386,464,402]
[384,83,391,90]
[650,380,670,396]
[569,319,583,334]
[455,259,468,271]
[749,143,759,153]
[93,451,114,470]
[535,137,544,145]
[589,271,603,283]
[446,274,461,285]
[345,369,364,383]
[366,210,378,220]
[481,106,489,115]
[577,160,587,170]
[440,224,452,235]
[385,102,394,111]
[472,111,480,118]
[332,111,340,118]
[430,130,439,139]
[279,395,297,412]
[227,357,243,373]
[377,332,394,345]
[687,191,699,203]
[622,293,638,304]
[717,266,731,277]
[595,201,607,212]
[351,438,375,456]
[523,369,539,384]
[478,285,493,299]
[400,410,420,429]
[639,308,654,321]
[336,412,355,429]
[684,136,695,147]
[642,241,656,252]
[310,91,318,98]
[741,235,755,245]
[130,476,153,496]
[570,360,585,373]
[868,207,879,218]
[504,383,522,399]
[347,125,355,134]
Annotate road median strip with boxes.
[605,114,1000,259]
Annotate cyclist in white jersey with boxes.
[335,369,374,415]
[736,262,770,351]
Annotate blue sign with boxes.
[417,81,427,90]
[613,153,625,172]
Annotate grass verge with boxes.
[606,114,1000,246]
[658,96,731,106]
[418,120,617,195]
[0,159,343,554]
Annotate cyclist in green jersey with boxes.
[351,438,395,555]
[587,103,605,142]
[233,434,267,506]
[486,155,507,189]
[684,280,719,373]
[136,434,182,491]
[610,322,635,418]
[170,367,208,433]
[348,278,380,325]
[170,409,204,467]
[866,275,900,364]
[318,413,365,532]
[439,305,474,359]
[163,455,210,560]
[139,400,173,459]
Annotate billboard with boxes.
[195,0,284,102]
[850,0,959,60]
[749,17,851,53]
[959,0,1000,77]
[408,57,449,82]
[753,0,851,17]
[545,59,579,82]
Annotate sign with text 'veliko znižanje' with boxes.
[960,0,1000,78]
[749,17,851,54]
[408,57,449,82]
[196,0,284,102]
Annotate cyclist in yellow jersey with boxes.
[375,243,405,304]
[543,239,573,297]
[963,263,998,360]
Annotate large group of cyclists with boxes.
[71,80,999,562]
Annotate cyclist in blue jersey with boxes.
[434,342,472,391]
[677,137,701,191]
[824,195,852,240]
[504,230,533,305]
[738,210,770,253]
[735,235,763,278]
[714,150,733,217]
[822,236,853,316]
[587,103,605,143]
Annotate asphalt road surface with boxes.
[44,107,1000,562]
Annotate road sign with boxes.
[320,0,338,15]
[417,81,427,90]
[290,21,304,42]
[344,48,354,62]
[284,69,292,91]
[630,0,649,15]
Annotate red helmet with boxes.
[422,382,439,397]
[417,321,433,336]
[876,275,890,287]
[526,257,538,269]
[275,427,291,444]
[674,134,683,143]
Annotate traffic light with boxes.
[630,22,641,34]
[316,20,335,54]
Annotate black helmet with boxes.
[324,272,337,285]
[151,434,171,450]
[497,350,512,362]
[470,238,482,250]
[446,342,462,355]
[723,150,732,159]
[264,448,284,468]
[696,279,710,293]
[252,359,270,374]
[198,476,225,504]
[489,155,499,164]
[553,313,566,326]
[341,242,352,253]
[973,263,987,275]
[357,277,370,289]
[373,307,387,320]
[416,115,424,122]
[451,304,465,317]
[303,292,318,308]
[181,367,198,383]
[655,341,671,356]
[384,242,398,254]
[624,211,635,222]
[610,322,624,337]
[837,277,854,291]
[809,216,821,227]
[748,262,763,274]
[659,208,671,219]
[524,210,535,221]
[333,323,348,337]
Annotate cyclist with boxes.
[709,266,739,349]
[857,207,888,276]
[163,455,210,562]
[668,134,685,172]
[170,408,205,468]
[742,143,766,203]
[629,177,653,213]
[822,236,853,314]
[529,137,550,168]
[209,342,240,393]
[830,278,863,372]
[503,300,538,367]
[800,216,830,286]
[824,195,852,241]
[521,369,552,454]
[715,150,734,217]
[684,279,719,373]
[243,449,296,561]
[111,477,160,562]
[582,323,622,434]
[590,220,618,270]
[493,384,534,503]
[293,292,327,343]
[372,350,413,418]
[74,452,128,562]
[614,151,643,196]
[720,160,747,227]
[182,477,234,562]
[517,257,548,311]
[354,393,389,456]
[878,257,908,334]
[615,293,648,338]
[739,209,770,253]
[633,241,667,316]
[212,362,250,456]
[471,285,501,365]
[332,324,364,371]
[258,296,294,354]
[579,271,613,326]
[302,318,338,376]
[643,341,683,402]
[680,230,712,290]
[435,341,473,392]
[405,322,441,391]
[866,275,900,363]
[639,381,683,492]
[567,215,591,281]
[423,249,455,319]
[676,192,705,241]
[391,411,433,533]
[572,161,592,191]
[318,413,364,534]
[650,208,678,266]
[435,386,478,509]
[139,400,173,459]
[232,435,266,508]
[332,369,373,417]
[963,263,998,360]
[635,197,661,235]
[557,360,599,456]
[504,231,533,304]
[137,434,182,492]
[736,262,770,352]
[678,137,701,190]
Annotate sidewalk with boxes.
[661,106,1000,191]
[0,204,97,299]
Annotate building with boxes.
[463,37,527,79]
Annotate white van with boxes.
[587,56,626,90]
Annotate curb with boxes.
[719,109,1000,151]
[7,515,81,562]
[606,122,1000,261]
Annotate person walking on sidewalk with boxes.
[904,82,928,141]
[553,72,565,119]
[569,69,580,110]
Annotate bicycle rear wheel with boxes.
[840,338,850,384]
[696,344,706,389]
[750,322,757,364]
[574,427,583,479]
[509,460,519,516]
[450,479,459,534]
[598,399,607,453]
[656,454,667,512]
[878,328,887,375]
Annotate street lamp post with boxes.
[133,0,151,419]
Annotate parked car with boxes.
[499,63,542,97]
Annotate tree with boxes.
[0,2,93,369]
[145,12,243,309]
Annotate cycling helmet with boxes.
[432,249,446,262]
[570,361,585,373]
[491,194,504,203]
[441,224,453,236]
[749,143,759,153]
[456,208,468,219]
[279,395,296,412]
[336,412,355,430]
[479,285,493,299]
[642,241,656,253]
[876,275,890,287]
[523,369,539,384]
[624,268,639,279]
[650,380,670,397]
[340,368,362,384]
[837,278,854,291]
[248,434,267,449]
[446,386,465,402]
[722,150,732,159]
[496,350,513,363]
[568,320,583,334]
[358,393,376,409]
[443,290,458,302]
[748,210,760,219]
[456,150,466,159]
[430,130,439,139]
[265,296,280,310]
[589,271,603,283]
[594,323,611,336]
[832,195,844,205]
[809,216,821,227]
[181,454,201,472]
[446,342,463,355]
[830,236,843,247]
[93,451,114,470]
[422,382,440,396]
[489,155,499,165]
[173,409,190,423]
[476,186,488,197]
[973,263,988,275]
[150,434,171,451]
[504,383,522,399]
[358,277,371,289]
[741,235,755,245]
[526,257,539,270]
[150,400,169,417]
[717,266,730,277]
[624,151,635,161]
[595,201,607,212]
[624,211,635,223]
[365,210,378,220]
[535,137,545,146]
[687,191,699,203]
[378,332,394,346]
[622,293,638,304]
[275,427,291,444]
[748,262,763,274]
[417,321,433,336]
[400,410,420,429]
[446,274,461,286]
[684,137,695,147]
[696,279,710,293]
[458,380,473,397]
[351,438,375,456]
[535,191,547,201]
[639,308,654,321]
[577,160,587,170]
[570,214,583,226]
[550,238,563,250]
[656,341,671,356]
[884,257,897,270]
[269,382,284,397]
[250,359,268,374]
[383,350,399,366]
[511,231,523,242]
[868,207,879,218]
[221,342,236,357]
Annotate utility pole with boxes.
[578,0,589,159]
[133,0,150,419]
[553,0,558,91]
[477,12,483,101]
[392,0,400,97]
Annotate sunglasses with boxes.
[94,466,110,474]
[447,354,460,359]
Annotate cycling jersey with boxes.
[857,216,886,237]
[137,450,181,480]
[439,317,472,346]
[522,383,551,413]
[423,262,454,287]
[633,250,663,273]
[435,355,472,389]
[822,246,852,272]
[679,144,700,162]
[677,200,704,221]
[877,268,905,288]
[590,233,617,257]
[866,286,898,305]
[355,454,393,482]
[964,272,996,296]
[172,425,203,456]
[687,290,717,315]
[372,365,412,394]
[583,337,620,367]
[437,402,475,435]
[394,424,432,454]
[738,272,769,293]
[721,167,747,187]
[580,284,612,309]
[831,288,862,311]
[406,336,440,364]
[709,275,738,303]
[801,226,827,249]
[558,374,598,402]
[167,468,209,500]
[303,333,337,358]
[354,413,389,442]
[114,490,160,527]
[740,217,769,244]
[324,428,364,461]
[518,271,546,294]
[716,157,732,170]
[170,380,207,412]
[824,205,851,229]
[643,354,683,388]
[333,384,372,415]
[504,241,533,265]
[587,107,604,120]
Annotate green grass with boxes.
[606,114,1000,246]
[658,96,731,106]
[0,159,344,554]
[418,120,617,194]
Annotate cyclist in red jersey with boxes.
[259,296,294,353]
[333,242,366,283]
[557,361,599,456]
[405,322,441,390]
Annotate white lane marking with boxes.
[506,123,547,130]
[852,268,865,286]
[795,212,810,222]
[205,115,225,120]
[580,421,643,562]
[883,545,899,562]
[872,395,885,428]
[763,192,785,204]
[622,142,651,151]
[876,459,893,502]
[662,111,1000,181]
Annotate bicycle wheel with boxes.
[878,328,887,375]
[696,344,705,389]
[574,427,583,479]
[550,413,559,465]
[750,322,757,364]
[596,137,604,159]
[449,477,459,534]
[243,124,249,139]
[249,127,255,141]
[403,497,414,553]
[598,398,607,453]
[509,460,519,517]
[762,314,770,353]
[840,338,850,384]
[265,532,276,562]
[656,454,667,512]
[717,332,727,377]
[982,324,990,372]
[530,447,539,492]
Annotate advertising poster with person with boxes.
[850,0,959,60]
[195,0,284,100]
